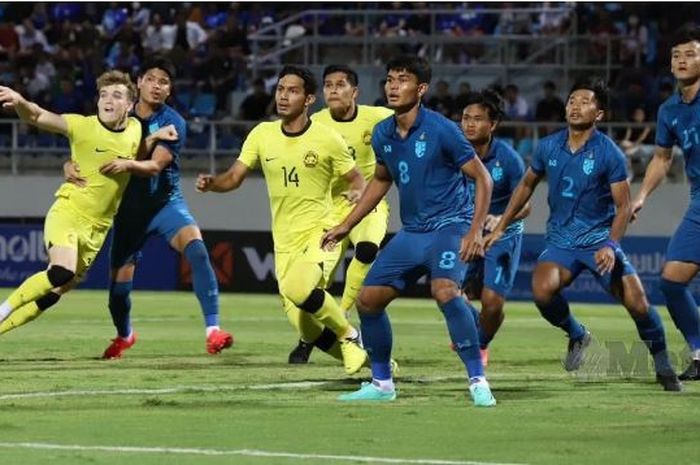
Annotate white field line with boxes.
[0,441,529,465]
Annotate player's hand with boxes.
[99,158,133,175]
[63,160,86,187]
[0,86,24,109]
[484,228,504,250]
[321,224,350,251]
[630,197,644,223]
[594,246,616,274]
[341,188,362,204]
[459,228,484,262]
[152,124,178,142]
[196,174,215,192]
[484,214,501,233]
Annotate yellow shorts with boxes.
[332,197,389,248]
[44,200,111,281]
[275,226,343,295]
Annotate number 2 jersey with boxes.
[237,120,355,252]
[530,128,628,249]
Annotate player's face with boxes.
[97,84,133,128]
[566,89,603,130]
[137,68,171,106]
[461,104,496,145]
[385,69,428,111]
[671,41,700,82]
[323,72,357,114]
[275,74,314,119]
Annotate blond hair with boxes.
[96,70,137,102]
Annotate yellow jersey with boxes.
[238,119,356,252]
[54,115,142,226]
[312,105,393,212]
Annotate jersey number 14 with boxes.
[282,166,300,187]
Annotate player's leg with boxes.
[0,288,63,334]
[157,200,232,354]
[430,224,495,407]
[532,248,588,371]
[0,205,77,323]
[340,202,388,314]
[604,264,681,391]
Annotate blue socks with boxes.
[358,310,393,380]
[184,240,220,327]
[109,280,133,338]
[632,306,673,374]
[536,293,586,341]
[660,278,700,350]
[439,297,483,379]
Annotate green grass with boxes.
[0,290,698,465]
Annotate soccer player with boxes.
[322,55,497,406]
[0,71,159,331]
[487,77,681,391]
[65,56,233,359]
[287,64,394,364]
[631,27,700,380]
[196,65,369,375]
[460,89,530,365]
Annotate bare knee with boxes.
[481,291,504,317]
[430,279,461,305]
[357,286,396,314]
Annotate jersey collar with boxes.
[281,118,312,137]
[562,128,602,155]
[330,105,358,123]
[389,105,426,139]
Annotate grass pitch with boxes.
[0,290,697,465]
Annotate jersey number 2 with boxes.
[561,176,575,198]
[282,166,300,187]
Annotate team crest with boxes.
[582,157,595,175]
[491,164,503,182]
[362,130,372,145]
[415,141,427,158]
[148,122,160,134]
[303,151,319,168]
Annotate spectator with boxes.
[239,77,273,121]
[426,79,455,118]
[15,19,52,54]
[503,84,529,121]
[453,81,473,116]
[619,106,653,180]
[620,14,648,67]
[142,13,169,53]
[535,80,565,122]
[0,20,19,60]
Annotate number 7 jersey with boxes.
[237,120,356,252]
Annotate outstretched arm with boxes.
[0,86,67,135]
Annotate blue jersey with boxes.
[468,138,525,237]
[120,104,187,211]
[372,106,475,232]
[531,129,628,249]
[656,91,700,212]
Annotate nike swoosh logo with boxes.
[265,157,277,162]
[96,148,108,153]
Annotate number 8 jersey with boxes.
[530,129,628,249]
[237,119,356,252]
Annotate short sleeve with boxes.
[442,120,475,167]
[655,105,675,148]
[62,114,86,141]
[507,149,526,192]
[530,141,547,174]
[238,124,262,169]
[605,142,628,184]
[330,131,356,177]
[154,114,186,158]
[371,126,386,165]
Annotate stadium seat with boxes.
[190,93,217,118]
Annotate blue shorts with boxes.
[110,199,196,268]
[538,243,636,293]
[666,213,700,264]
[363,222,471,291]
[464,232,522,298]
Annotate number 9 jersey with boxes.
[237,120,356,252]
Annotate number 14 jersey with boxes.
[238,119,356,252]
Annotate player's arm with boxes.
[485,168,543,249]
[0,86,67,135]
[487,201,532,231]
[595,180,631,274]
[100,141,177,177]
[459,156,493,261]
[322,164,392,249]
[339,167,366,203]
[630,145,673,222]
[136,124,179,160]
[196,159,250,193]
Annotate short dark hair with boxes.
[322,65,358,87]
[670,25,700,49]
[386,55,431,84]
[543,80,556,91]
[568,76,609,111]
[278,65,317,95]
[140,55,176,80]
[462,89,505,121]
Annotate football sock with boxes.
[109,280,133,338]
[340,258,372,313]
[659,278,700,351]
[0,291,60,335]
[440,297,483,379]
[312,327,343,361]
[184,240,220,327]
[358,310,393,380]
[2,270,53,317]
[536,293,586,340]
[632,306,673,374]
[305,290,353,339]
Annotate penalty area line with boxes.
[0,441,530,465]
